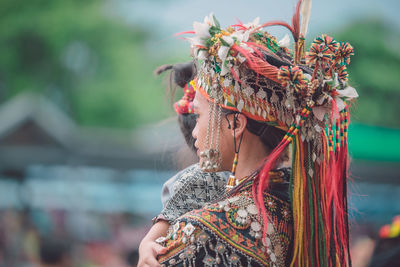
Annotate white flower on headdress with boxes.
[278,34,291,48]
[217,27,251,76]
[243,17,261,29]
[218,46,231,75]
[197,50,208,60]
[189,13,219,60]
[235,31,250,44]
[193,21,211,39]
[221,35,235,46]
[187,36,204,47]
[312,80,358,121]
[331,72,358,113]
[203,12,218,27]
[334,85,358,112]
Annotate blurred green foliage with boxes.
[334,19,400,128]
[0,0,172,128]
[0,1,399,129]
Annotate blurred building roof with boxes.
[0,92,188,173]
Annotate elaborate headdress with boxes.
[181,0,357,266]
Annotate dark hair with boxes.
[178,113,197,153]
[246,118,286,152]
[154,61,196,102]
[222,108,285,153]
[126,249,139,266]
[155,61,197,152]
[369,236,400,267]
[39,237,71,265]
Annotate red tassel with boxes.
[252,21,296,39]
[174,30,195,36]
[252,138,290,240]
[291,0,302,41]
[231,44,281,83]
[230,66,243,84]
[231,23,248,31]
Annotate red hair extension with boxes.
[252,138,290,240]
[230,66,243,84]
[231,23,248,31]
[252,0,303,42]
[245,43,265,58]
[300,140,311,266]
[291,0,302,41]
[194,45,208,50]
[174,30,195,36]
[342,141,352,265]
[249,56,280,83]
[326,118,350,265]
[231,43,256,65]
[320,130,333,261]
[311,161,321,267]
[244,41,272,54]
[252,21,295,39]
[330,98,340,122]
[329,100,348,262]
[311,63,320,81]
[335,110,352,265]
[231,44,281,83]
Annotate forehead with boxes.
[193,91,208,110]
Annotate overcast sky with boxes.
[116,0,400,57]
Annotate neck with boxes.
[233,132,269,179]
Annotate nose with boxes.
[192,122,198,140]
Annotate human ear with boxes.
[230,114,247,138]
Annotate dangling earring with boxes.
[226,114,244,190]
[200,102,222,171]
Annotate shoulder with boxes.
[159,164,228,223]
[161,163,200,203]
[158,182,292,266]
[176,163,229,183]
[169,163,228,200]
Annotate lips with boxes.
[194,142,200,156]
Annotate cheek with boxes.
[192,116,207,149]
[216,121,238,170]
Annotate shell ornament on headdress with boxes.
[181,0,357,266]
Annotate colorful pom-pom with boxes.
[337,65,348,82]
[306,43,334,67]
[379,225,391,238]
[314,34,339,52]
[334,42,354,66]
[173,82,196,115]
[379,215,400,239]
[278,66,308,93]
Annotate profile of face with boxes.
[192,91,237,172]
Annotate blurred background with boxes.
[0,0,399,266]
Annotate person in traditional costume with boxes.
[149,0,359,266]
[138,62,229,267]
[369,215,400,266]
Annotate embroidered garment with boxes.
[158,169,293,267]
[157,163,229,224]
